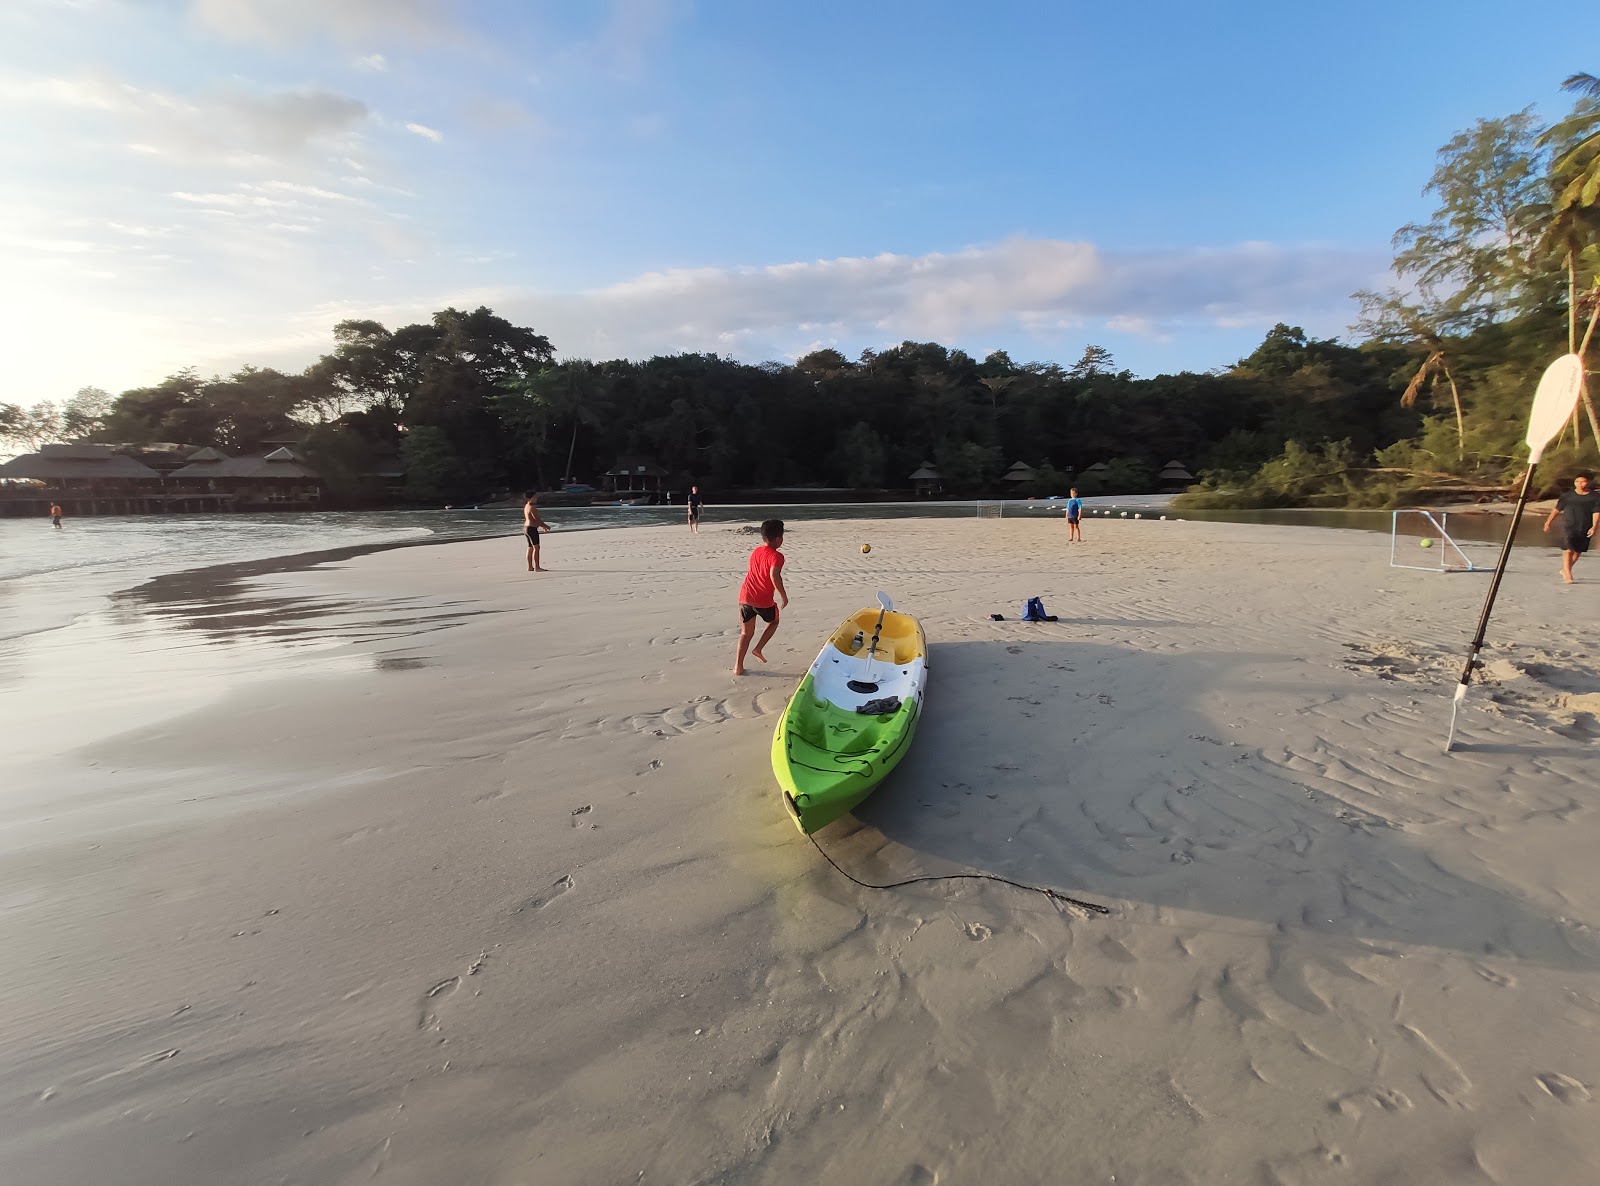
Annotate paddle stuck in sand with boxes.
[1445,353,1585,751]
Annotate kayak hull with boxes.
[772,607,927,833]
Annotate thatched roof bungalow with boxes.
[908,461,943,496]
[0,444,163,488]
[1159,460,1196,491]
[603,457,670,493]
[167,446,321,505]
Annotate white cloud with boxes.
[4,235,1384,402]
[498,238,1382,362]
[0,71,369,166]
[404,121,443,143]
[353,53,387,72]
[189,0,453,45]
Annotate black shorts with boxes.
[1562,529,1590,554]
[688,508,701,521]
[525,528,540,545]
[740,603,778,624]
[1067,515,1080,524]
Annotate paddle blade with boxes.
[1445,681,1467,752]
[876,591,893,611]
[1525,354,1585,464]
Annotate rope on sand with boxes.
[807,832,1112,916]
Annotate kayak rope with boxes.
[808,833,1112,916]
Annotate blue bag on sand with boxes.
[1021,596,1059,623]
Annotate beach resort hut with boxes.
[603,457,670,495]
[166,446,322,508]
[1159,460,1196,492]
[908,462,943,497]
[1002,461,1037,486]
[0,444,165,517]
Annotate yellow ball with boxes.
[861,543,871,554]
[1419,538,1434,549]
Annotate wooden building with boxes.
[602,457,670,495]
[1159,460,1196,492]
[908,462,943,496]
[0,444,173,517]
[166,446,323,508]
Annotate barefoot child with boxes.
[1064,487,1083,542]
[734,519,787,675]
[523,491,555,572]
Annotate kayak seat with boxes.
[826,609,924,665]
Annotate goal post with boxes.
[975,501,1004,519]
[1390,510,1477,572]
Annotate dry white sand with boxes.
[3,513,1599,1185]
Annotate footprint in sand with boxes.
[1534,1072,1591,1104]
[963,922,992,942]
[1098,936,1137,963]
[418,976,460,1031]
[1396,1023,1473,1108]
[517,874,574,913]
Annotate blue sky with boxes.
[0,0,1582,403]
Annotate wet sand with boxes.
[2,515,1599,1185]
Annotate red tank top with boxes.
[738,545,784,607]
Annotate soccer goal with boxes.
[1390,510,1478,572]
[975,501,1005,519]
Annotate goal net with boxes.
[975,501,1005,519]
[1390,510,1477,572]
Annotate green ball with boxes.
[1419,538,1434,548]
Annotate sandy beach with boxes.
[3,513,1599,1185]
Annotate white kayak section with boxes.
[808,608,927,712]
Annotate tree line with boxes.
[3,74,1595,508]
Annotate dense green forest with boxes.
[3,76,1596,508]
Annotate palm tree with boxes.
[1354,290,1468,456]
[1542,74,1600,213]
[1538,75,1600,440]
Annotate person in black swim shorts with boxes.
[1544,472,1600,584]
[734,519,787,675]
[687,485,704,534]
[523,491,555,572]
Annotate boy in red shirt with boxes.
[734,519,788,675]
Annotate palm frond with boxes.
[1561,73,1600,100]
[1401,352,1442,408]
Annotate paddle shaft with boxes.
[861,604,889,681]
[1454,462,1539,689]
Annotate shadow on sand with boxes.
[827,638,1600,973]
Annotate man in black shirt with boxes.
[686,485,704,534]
[1543,472,1600,584]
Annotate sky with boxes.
[0,0,1584,403]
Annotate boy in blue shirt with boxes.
[1064,488,1084,542]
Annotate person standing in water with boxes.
[1543,472,1600,584]
[1064,488,1083,542]
[687,485,704,534]
[523,491,554,572]
[49,503,63,529]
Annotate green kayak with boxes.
[772,596,927,833]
